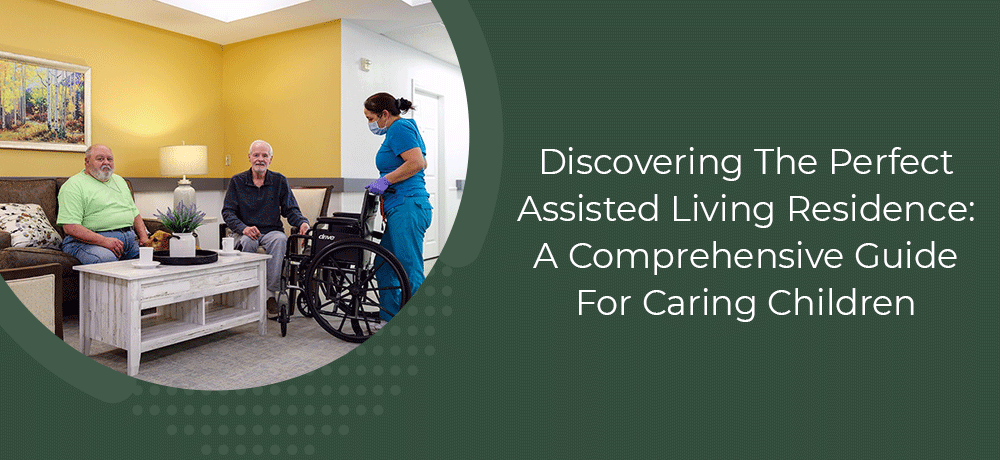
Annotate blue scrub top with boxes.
[376,117,429,209]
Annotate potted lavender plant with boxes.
[153,201,205,257]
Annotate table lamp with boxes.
[160,143,208,209]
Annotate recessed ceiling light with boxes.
[153,0,312,23]
[400,0,433,6]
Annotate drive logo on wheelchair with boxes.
[311,225,362,261]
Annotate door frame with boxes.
[411,79,447,259]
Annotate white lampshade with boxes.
[160,144,208,209]
[160,144,208,177]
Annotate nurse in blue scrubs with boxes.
[363,92,433,322]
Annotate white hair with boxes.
[249,140,273,156]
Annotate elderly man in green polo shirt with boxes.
[57,144,151,264]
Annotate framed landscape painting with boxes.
[0,51,91,152]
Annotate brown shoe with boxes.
[267,297,279,315]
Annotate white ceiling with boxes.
[53,0,459,66]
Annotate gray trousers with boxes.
[236,230,287,293]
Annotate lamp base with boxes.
[173,179,196,210]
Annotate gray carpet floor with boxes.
[62,310,359,390]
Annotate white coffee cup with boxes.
[140,247,154,263]
[222,237,235,252]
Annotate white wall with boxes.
[340,20,469,251]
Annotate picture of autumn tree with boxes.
[1,56,87,146]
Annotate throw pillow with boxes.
[0,203,63,249]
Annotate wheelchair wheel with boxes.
[296,292,312,318]
[278,302,289,337]
[303,239,410,342]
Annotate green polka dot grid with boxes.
[121,263,455,457]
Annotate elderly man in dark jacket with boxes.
[223,140,309,315]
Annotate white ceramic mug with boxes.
[222,237,235,252]
[139,247,154,263]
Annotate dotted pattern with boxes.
[125,263,456,456]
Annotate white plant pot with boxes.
[169,232,197,258]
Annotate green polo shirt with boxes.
[56,170,139,231]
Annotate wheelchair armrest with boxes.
[331,212,361,219]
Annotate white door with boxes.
[412,88,442,260]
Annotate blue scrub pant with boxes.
[376,198,432,321]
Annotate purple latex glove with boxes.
[365,176,391,195]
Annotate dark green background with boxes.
[1,1,996,458]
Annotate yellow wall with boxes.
[0,0,224,177]
[222,21,341,178]
[1,1,343,180]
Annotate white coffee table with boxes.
[74,252,271,376]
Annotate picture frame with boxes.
[0,51,91,152]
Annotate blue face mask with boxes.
[368,115,387,135]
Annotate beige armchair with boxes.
[0,263,63,339]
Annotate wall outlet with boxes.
[225,155,231,165]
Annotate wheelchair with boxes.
[275,190,410,342]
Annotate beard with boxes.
[91,165,113,182]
